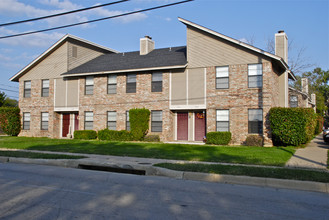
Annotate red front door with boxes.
[62,114,70,137]
[195,112,206,141]
[177,112,188,140]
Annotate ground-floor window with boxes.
[151,110,162,132]
[41,112,49,130]
[248,109,263,134]
[290,96,298,107]
[126,111,130,131]
[107,111,116,130]
[216,110,229,131]
[23,112,30,130]
[84,111,93,130]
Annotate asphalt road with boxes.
[0,163,328,220]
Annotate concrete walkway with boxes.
[285,134,329,170]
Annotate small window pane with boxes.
[108,111,116,121]
[108,84,117,94]
[108,74,117,84]
[216,66,229,77]
[85,112,93,121]
[127,74,136,83]
[86,76,94,85]
[152,72,162,81]
[248,64,262,76]
[216,122,229,132]
[152,81,162,92]
[42,79,49,88]
[42,112,49,121]
[85,85,93,95]
[290,96,298,108]
[248,75,262,88]
[126,83,136,93]
[216,77,229,89]
[216,110,229,121]
[24,112,31,121]
[24,81,31,89]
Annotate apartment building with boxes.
[10,18,295,145]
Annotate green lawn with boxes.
[155,163,329,183]
[0,136,295,166]
[0,150,86,159]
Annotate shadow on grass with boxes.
[0,137,294,166]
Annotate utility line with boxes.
[0,0,193,39]
[0,88,19,93]
[0,0,129,27]
[0,83,18,89]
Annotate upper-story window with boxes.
[126,73,136,93]
[41,79,49,97]
[248,109,263,134]
[216,66,229,89]
[85,76,94,95]
[107,74,117,94]
[290,96,298,108]
[152,72,162,92]
[248,64,263,88]
[24,81,31,98]
[216,110,229,131]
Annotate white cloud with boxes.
[0,27,64,47]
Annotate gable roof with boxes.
[62,46,187,77]
[10,34,118,82]
[178,17,296,80]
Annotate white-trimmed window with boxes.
[41,112,49,130]
[84,111,93,130]
[248,64,263,88]
[107,111,116,130]
[108,75,117,94]
[248,109,263,134]
[24,81,31,98]
[85,76,94,95]
[290,96,298,108]
[126,73,136,93]
[216,66,229,89]
[126,111,130,131]
[42,79,49,97]
[23,112,30,130]
[216,110,229,132]
[152,72,162,92]
[151,110,162,132]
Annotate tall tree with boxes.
[0,91,6,107]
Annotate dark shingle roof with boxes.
[63,46,187,76]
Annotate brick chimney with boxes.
[140,36,154,55]
[275,30,288,63]
[301,78,309,95]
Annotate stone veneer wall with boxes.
[206,62,280,146]
[78,72,173,141]
[18,78,61,138]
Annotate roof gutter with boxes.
[61,64,188,77]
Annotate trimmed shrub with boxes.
[129,108,150,140]
[98,129,133,141]
[269,107,317,146]
[245,135,263,147]
[0,107,21,136]
[74,130,97,140]
[315,114,324,135]
[144,135,160,142]
[206,131,231,145]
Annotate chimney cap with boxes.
[144,35,152,40]
[278,30,285,33]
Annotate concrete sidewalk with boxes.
[285,134,329,170]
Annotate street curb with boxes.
[0,156,328,194]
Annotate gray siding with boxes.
[187,27,270,68]
[20,42,68,80]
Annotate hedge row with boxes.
[74,130,97,140]
[0,107,21,136]
[206,131,231,145]
[269,107,317,146]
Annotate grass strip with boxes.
[155,163,329,183]
[0,150,86,159]
[0,137,295,166]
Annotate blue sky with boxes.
[0,0,328,100]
